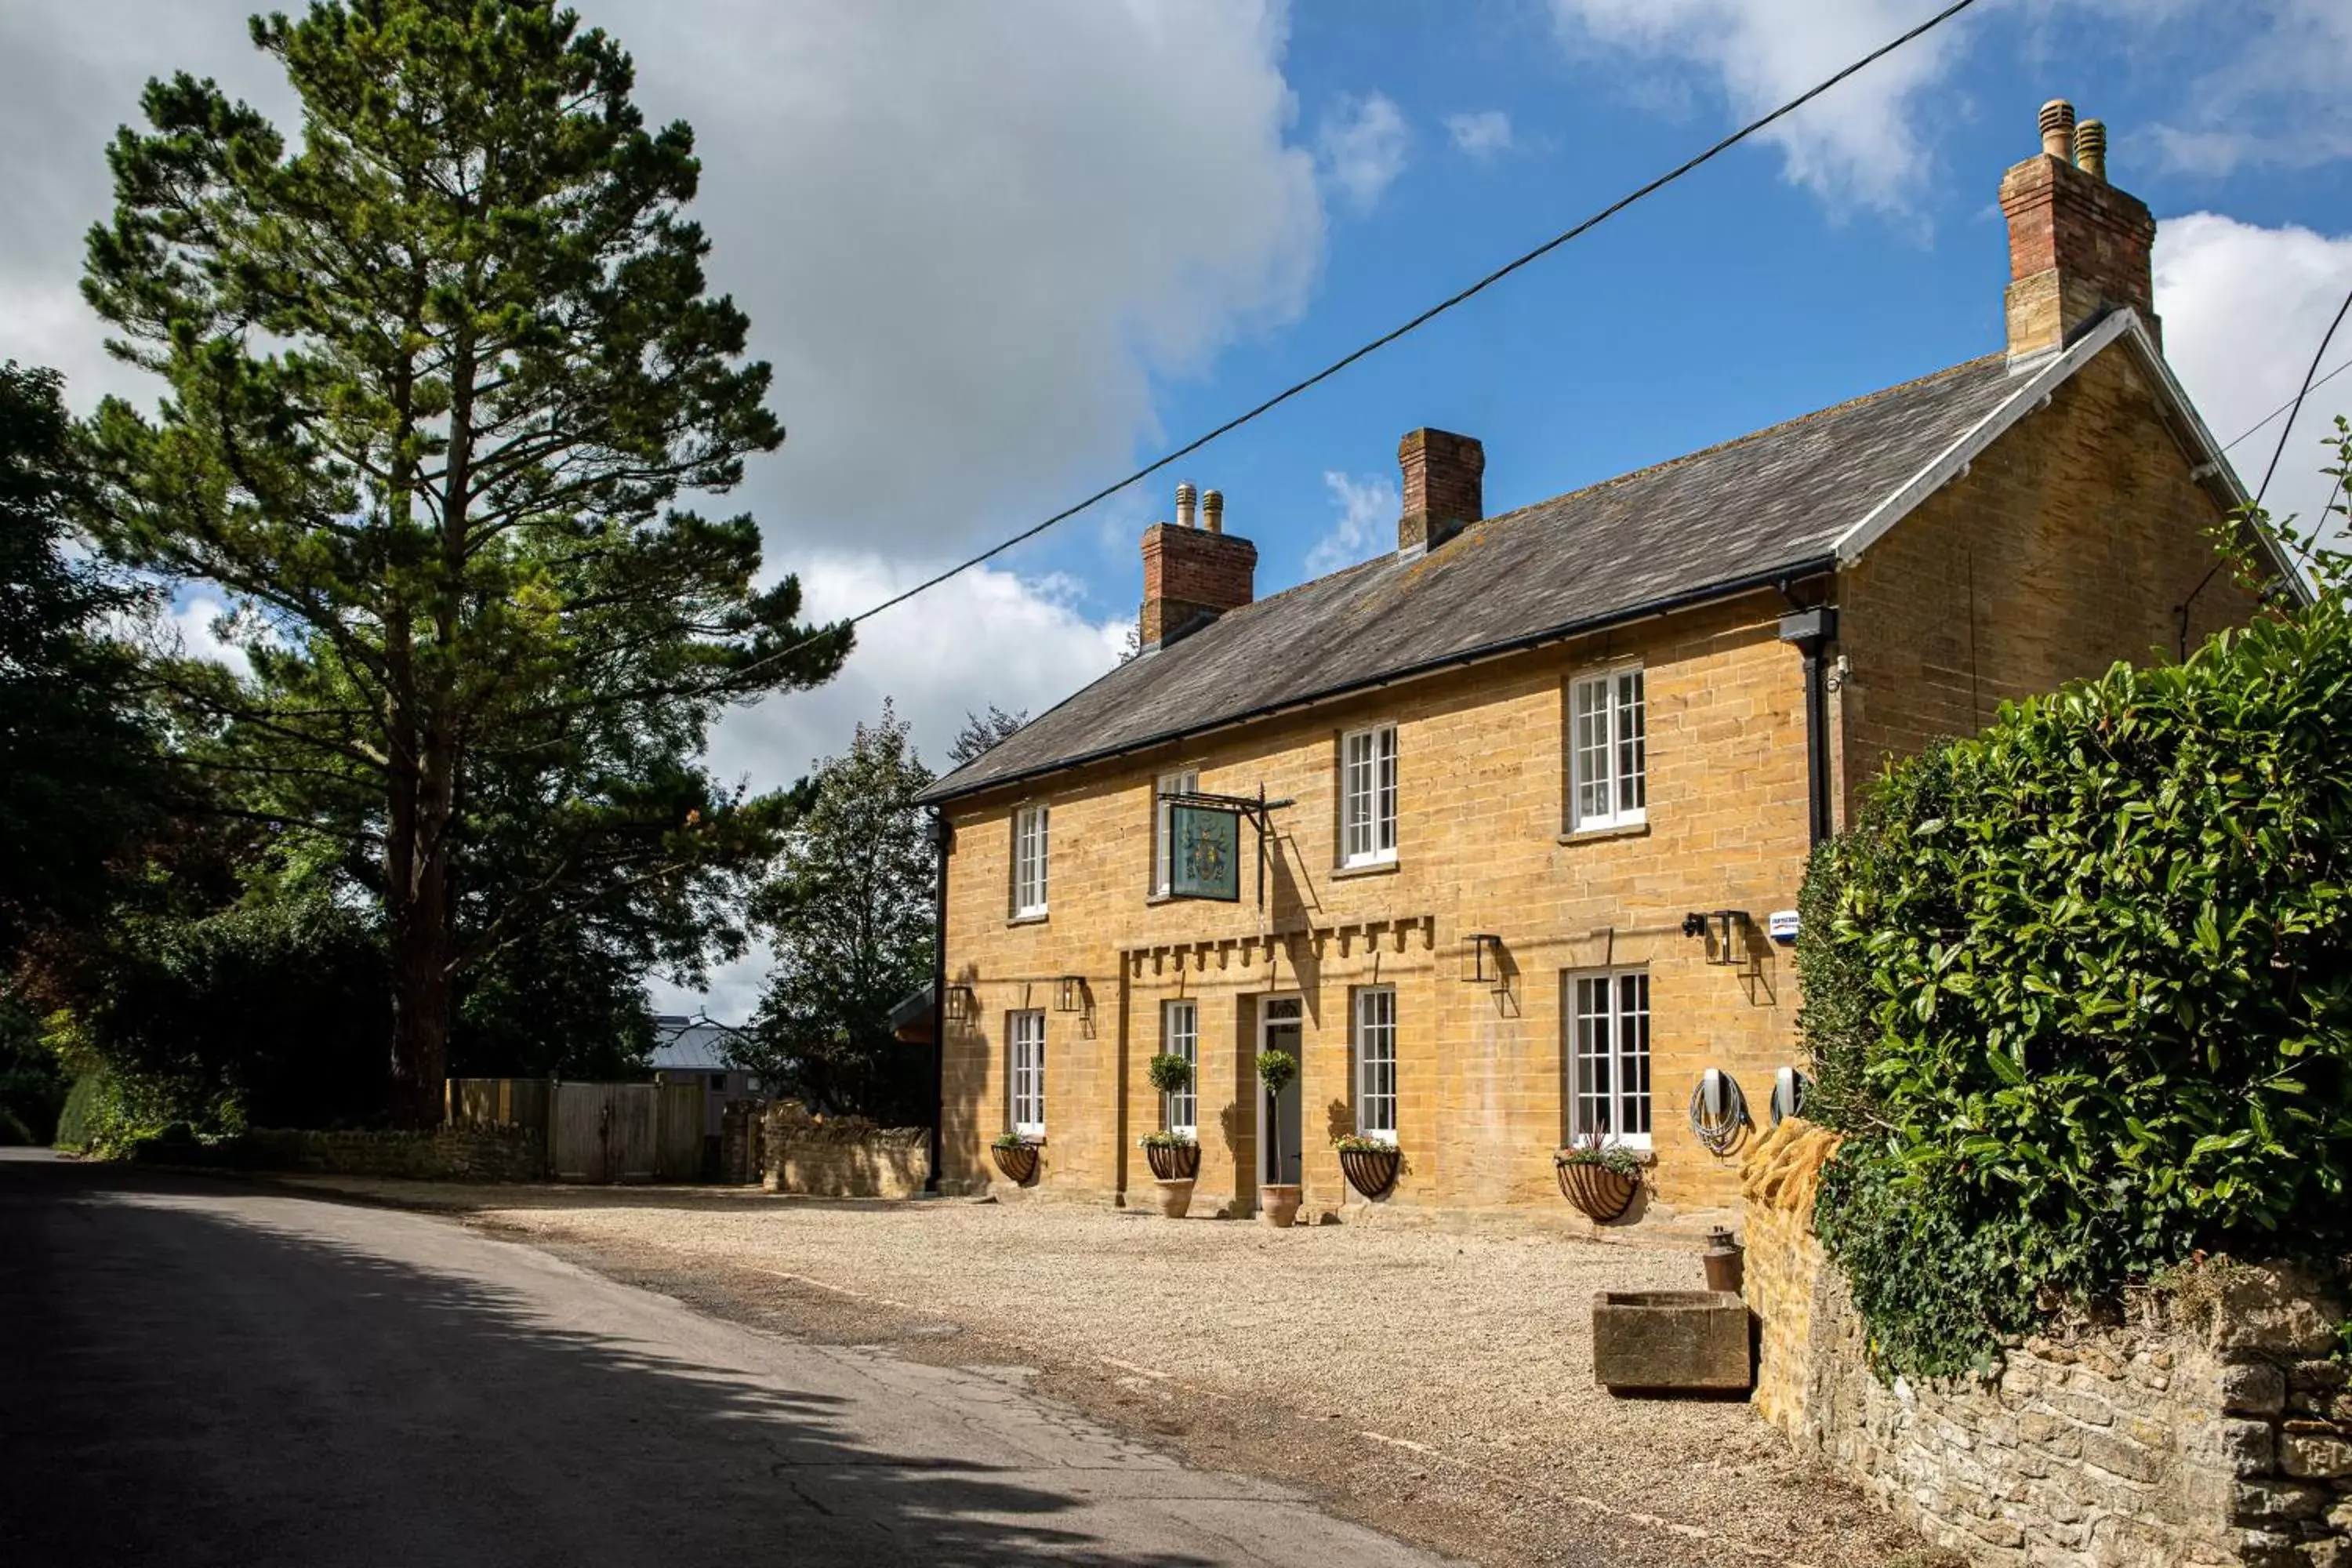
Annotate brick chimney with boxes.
[2000,99,2158,365]
[1139,481,1255,650]
[1397,428,1484,557]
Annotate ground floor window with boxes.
[1009,1011,1045,1138]
[1163,1000,1198,1136]
[1353,986,1397,1144]
[1567,970,1650,1149]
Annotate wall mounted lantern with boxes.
[1054,975,1087,1014]
[1461,933,1506,989]
[1681,909,1749,966]
[943,985,978,1026]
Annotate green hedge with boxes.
[1801,568,2352,1377]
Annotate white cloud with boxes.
[1305,470,1399,575]
[1317,92,1411,212]
[1547,0,1972,214]
[652,552,1128,1022]
[168,595,254,680]
[2154,212,2352,547]
[1445,109,1515,158]
[2135,0,2352,176]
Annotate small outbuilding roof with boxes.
[649,1017,745,1073]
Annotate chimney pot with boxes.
[1138,498,1254,650]
[1175,481,1197,530]
[1202,488,1224,535]
[2074,118,2107,181]
[2038,99,2076,159]
[2000,99,2157,361]
[1396,428,1484,557]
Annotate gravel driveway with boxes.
[281,1181,1918,1567]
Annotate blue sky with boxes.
[4,1,2348,1016]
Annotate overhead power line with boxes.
[710,0,1985,702]
[2252,285,2352,514]
[2218,354,2352,455]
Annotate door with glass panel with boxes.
[1257,996,1304,1187]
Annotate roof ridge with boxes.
[1476,351,2008,532]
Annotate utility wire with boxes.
[2218,355,2352,454]
[708,0,1985,702]
[2177,285,2352,647]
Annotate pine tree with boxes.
[81,2,848,1121]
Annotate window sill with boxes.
[1007,913,1050,927]
[1556,820,1649,845]
[1330,858,1400,880]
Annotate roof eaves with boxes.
[917,554,1837,808]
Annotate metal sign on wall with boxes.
[1167,803,1242,902]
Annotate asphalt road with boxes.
[0,1151,1445,1566]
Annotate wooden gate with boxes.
[547,1081,704,1184]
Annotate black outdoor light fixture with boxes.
[1461,933,1506,989]
[943,985,978,1027]
[1681,909,1749,966]
[1054,975,1087,1014]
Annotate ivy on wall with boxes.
[1800,470,2352,1378]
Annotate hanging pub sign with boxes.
[1167,802,1243,902]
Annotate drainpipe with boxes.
[927,808,951,1194]
[1777,608,1838,847]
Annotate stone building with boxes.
[913,103,2292,1220]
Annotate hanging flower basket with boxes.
[1335,1136,1400,1200]
[991,1137,1039,1185]
[1554,1140,1642,1222]
[1140,1134,1200,1181]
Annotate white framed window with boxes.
[1340,724,1399,867]
[1353,986,1397,1144]
[1163,1000,1198,1137]
[1152,769,1200,896]
[1570,666,1646,830]
[1011,804,1050,917]
[1567,970,1651,1149]
[1009,1010,1046,1138]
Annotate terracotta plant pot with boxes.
[991,1142,1039,1185]
[1153,1178,1195,1218]
[1258,1182,1303,1228]
[1143,1141,1200,1181]
[1555,1156,1638,1223]
[1339,1145,1400,1200]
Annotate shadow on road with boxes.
[1,1156,1223,1567]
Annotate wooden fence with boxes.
[445,1077,705,1184]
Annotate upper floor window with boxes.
[1353,986,1397,1144]
[1340,724,1399,867]
[1152,769,1200,896]
[1163,1000,1198,1137]
[1009,1010,1046,1137]
[1570,667,1646,831]
[1567,969,1650,1149]
[1011,804,1050,917]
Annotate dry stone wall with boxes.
[1742,1121,2352,1567]
[133,1126,547,1181]
[761,1101,928,1199]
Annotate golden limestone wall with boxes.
[1836,342,2256,815]
[1742,1122,2352,1567]
[940,591,1814,1216]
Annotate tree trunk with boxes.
[387,895,453,1127]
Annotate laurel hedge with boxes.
[1800,561,2352,1377]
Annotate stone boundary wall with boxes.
[1741,1120,2352,1567]
[131,1126,546,1181]
[761,1102,928,1200]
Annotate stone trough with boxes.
[1592,1290,1753,1394]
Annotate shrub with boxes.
[1803,514,2352,1377]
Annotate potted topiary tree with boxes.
[1256,1047,1301,1228]
[1140,1051,1199,1218]
[1553,1131,1643,1222]
[990,1131,1039,1185]
[1334,1133,1400,1200]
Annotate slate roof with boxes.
[649,1018,744,1073]
[919,351,2028,804]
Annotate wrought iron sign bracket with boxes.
[1158,785,1296,908]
